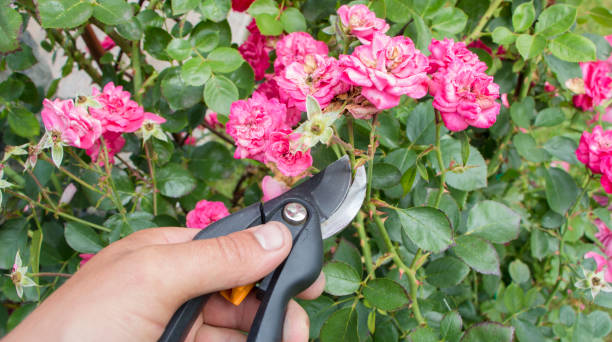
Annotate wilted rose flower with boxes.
[572,61,612,111]
[337,4,389,44]
[340,32,429,109]
[428,38,487,74]
[41,98,102,149]
[226,92,287,161]
[186,200,230,229]
[276,54,349,111]
[86,131,125,165]
[239,21,272,81]
[430,61,500,131]
[274,32,329,73]
[261,176,290,202]
[265,130,312,177]
[90,82,145,133]
[346,94,380,120]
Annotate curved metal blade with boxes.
[321,165,366,239]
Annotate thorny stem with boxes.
[355,211,374,279]
[433,110,446,208]
[347,116,356,166]
[31,272,72,278]
[464,0,504,44]
[144,141,158,216]
[202,121,234,145]
[40,154,105,195]
[25,167,58,212]
[365,115,378,204]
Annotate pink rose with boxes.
[544,81,557,94]
[90,82,145,133]
[274,32,328,74]
[232,0,254,12]
[144,112,166,124]
[576,126,612,174]
[226,92,287,161]
[572,61,612,111]
[265,130,312,177]
[340,32,429,109]
[256,78,302,127]
[261,176,290,202]
[41,98,102,149]
[585,251,612,283]
[186,200,230,229]
[205,111,223,129]
[239,21,272,81]
[86,131,125,165]
[101,36,116,51]
[595,219,612,256]
[79,253,95,266]
[600,157,612,193]
[337,4,389,44]
[430,61,501,131]
[467,40,492,55]
[276,54,349,111]
[428,38,487,74]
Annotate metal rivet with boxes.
[283,202,307,225]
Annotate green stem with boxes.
[41,154,105,195]
[355,211,374,278]
[365,115,378,204]
[100,138,129,224]
[464,0,504,44]
[370,203,426,326]
[347,116,356,167]
[144,141,158,216]
[434,111,446,208]
[132,41,142,104]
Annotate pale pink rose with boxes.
[501,93,509,108]
[226,92,287,161]
[261,176,290,202]
[79,253,95,266]
[346,94,380,119]
[595,219,612,256]
[41,98,102,149]
[337,4,389,44]
[86,131,125,165]
[90,82,145,133]
[576,125,612,174]
[274,32,328,73]
[205,112,223,129]
[144,112,166,124]
[340,32,429,109]
[585,251,612,283]
[276,54,349,111]
[101,36,116,51]
[239,21,271,81]
[428,38,487,74]
[186,200,230,229]
[430,61,501,131]
[265,129,312,177]
[572,61,612,111]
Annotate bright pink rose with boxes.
[232,0,254,12]
[86,131,125,165]
[265,130,312,177]
[256,78,302,127]
[226,92,287,161]
[274,32,329,73]
[428,38,487,74]
[576,126,612,174]
[276,54,349,111]
[544,81,557,93]
[337,4,389,44]
[41,98,102,149]
[261,176,290,202]
[600,157,612,193]
[430,61,501,131]
[340,32,429,109]
[186,200,230,229]
[595,219,612,256]
[239,21,271,81]
[205,111,223,129]
[572,61,612,111]
[585,251,612,283]
[90,82,145,133]
[101,36,116,51]
[79,253,94,266]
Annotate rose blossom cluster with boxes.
[576,125,612,193]
[186,200,230,229]
[238,21,274,81]
[573,61,612,111]
[585,219,612,283]
[41,82,166,165]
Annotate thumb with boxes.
[140,221,293,304]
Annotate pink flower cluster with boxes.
[428,38,500,132]
[576,125,612,193]
[337,4,389,44]
[585,219,612,283]
[186,200,230,229]
[41,98,102,149]
[239,21,273,81]
[573,61,612,111]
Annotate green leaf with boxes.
[503,283,524,313]
[508,259,530,284]
[0,3,22,53]
[64,222,105,254]
[8,107,39,138]
[425,256,470,288]
[172,0,198,14]
[280,7,306,32]
[161,68,203,111]
[200,0,230,22]
[226,62,255,99]
[156,163,197,198]
[544,54,582,88]
[0,219,27,269]
[461,322,514,342]
[143,27,172,61]
[395,207,453,253]
[588,7,612,28]
[191,21,230,53]
[549,33,597,63]
[513,133,550,163]
[0,78,24,101]
[430,7,467,35]
[362,278,409,311]
[544,167,579,215]
[332,239,362,277]
[181,58,212,86]
[204,75,238,115]
[385,0,412,23]
[515,34,545,60]
[189,141,233,180]
[583,33,612,61]
[412,15,432,53]
[206,47,244,73]
[535,4,576,38]
[298,296,336,339]
[588,311,612,338]
[452,235,500,275]
[93,0,132,25]
[385,148,416,173]
[39,0,93,28]
[534,107,564,127]
[247,0,279,17]
[193,30,219,53]
[322,261,361,296]
[510,96,534,128]
[530,229,558,260]
[512,318,546,342]
[255,13,284,35]
[6,303,36,332]
[6,44,37,71]
[542,136,579,164]
[166,38,192,61]
[371,163,401,189]
[320,307,359,342]
[116,17,143,40]
[512,1,535,33]
[377,113,400,149]
[441,311,463,342]
[405,100,437,145]
[492,26,516,45]
[410,326,438,342]
[466,200,520,244]
[438,138,487,191]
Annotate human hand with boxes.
[4,222,324,341]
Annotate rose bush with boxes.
[1,0,612,340]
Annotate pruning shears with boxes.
[158,156,367,342]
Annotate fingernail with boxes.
[253,222,285,250]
